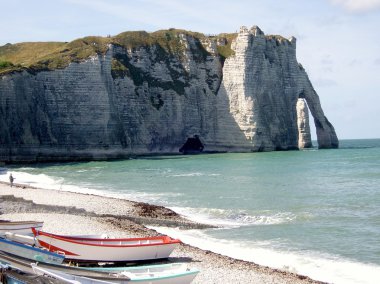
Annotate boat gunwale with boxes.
[0,221,43,225]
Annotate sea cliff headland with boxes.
[0,26,338,163]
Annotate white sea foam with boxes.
[0,170,181,205]
[167,172,221,177]
[149,226,380,284]
[169,172,204,177]
[0,171,63,189]
[170,206,296,227]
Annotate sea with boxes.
[1,139,379,284]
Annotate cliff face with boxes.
[0,26,338,162]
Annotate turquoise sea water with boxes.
[2,139,380,283]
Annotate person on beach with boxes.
[9,173,14,187]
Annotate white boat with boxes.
[32,229,181,263]
[0,220,43,235]
[0,253,131,282]
[32,262,199,284]
[32,263,115,284]
[80,262,200,284]
[1,253,199,284]
[0,237,64,265]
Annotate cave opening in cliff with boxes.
[179,135,204,154]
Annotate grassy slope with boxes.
[0,29,238,75]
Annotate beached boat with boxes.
[0,220,43,236]
[0,237,65,265]
[32,229,181,262]
[32,264,116,284]
[1,252,199,284]
[79,262,200,284]
[0,253,131,283]
[33,262,199,284]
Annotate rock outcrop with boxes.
[297,98,313,148]
[0,26,338,162]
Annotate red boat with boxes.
[32,228,181,263]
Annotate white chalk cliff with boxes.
[0,26,338,162]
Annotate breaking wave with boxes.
[149,226,380,284]
[170,206,297,227]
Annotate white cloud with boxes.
[330,0,380,12]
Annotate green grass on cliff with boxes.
[0,38,112,74]
[0,29,237,75]
[114,29,207,51]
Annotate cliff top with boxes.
[0,27,290,75]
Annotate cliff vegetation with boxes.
[0,29,237,75]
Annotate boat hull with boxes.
[33,263,199,284]
[1,253,199,284]
[83,263,199,284]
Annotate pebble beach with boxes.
[0,181,325,284]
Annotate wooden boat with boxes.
[32,263,199,284]
[0,253,131,283]
[32,229,181,263]
[1,253,199,284]
[0,237,65,265]
[32,264,115,284]
[79,262,200,284]
[0,220,43,236]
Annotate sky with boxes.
[1,0,380,139]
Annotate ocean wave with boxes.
[170,206,297,227]
[168,172,221,177]
[0,169,183,206]
[149,226,380,284]
[0,171,63,188]
[234,212,296,225]
[169,172,204,177]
